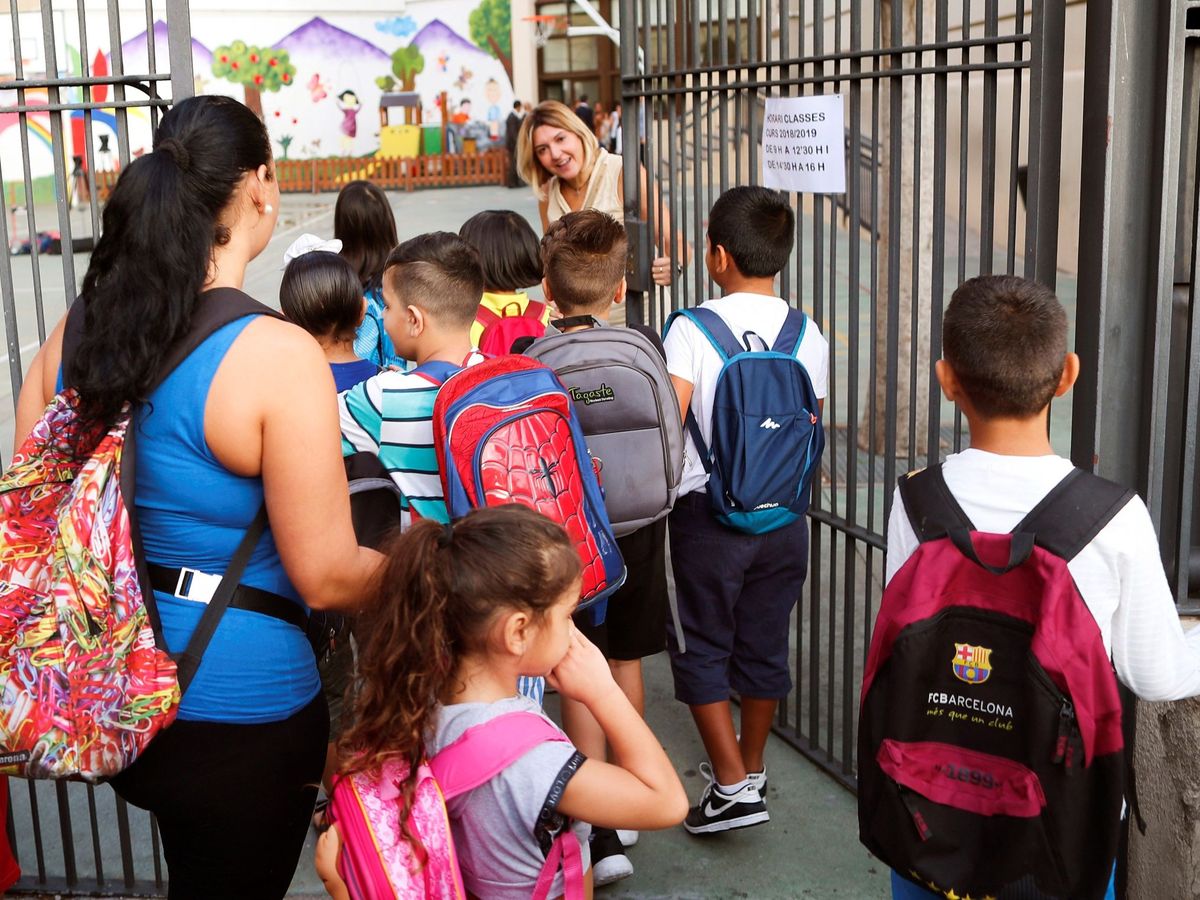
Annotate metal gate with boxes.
[619,0,1066,789]
[2,0,192,893]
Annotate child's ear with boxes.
[357,298,368,327]
[935,359,962,403]
[711,243,732,276]
[613,276,627,306]
[541,276,554,305]
[499,609,533,658]
[1055,352,1080,397]
[406,304,426,338]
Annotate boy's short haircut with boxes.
[942,274,1068,419]
[383,232,484,328]
[707,186,794,278]
[540,210,627,315]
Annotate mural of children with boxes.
[336,89,361,154]
[485,77,502,140]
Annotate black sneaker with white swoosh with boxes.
[683,763,770,835]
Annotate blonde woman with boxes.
[516,100,683,288]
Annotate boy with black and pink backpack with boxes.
[859,275,1200,900]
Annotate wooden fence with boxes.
[92,149,509,200]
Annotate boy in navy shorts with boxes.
[663,186,828,834]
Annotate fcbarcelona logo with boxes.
[952,643,993,685]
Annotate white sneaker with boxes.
[616,829,639,848]
[748,768,768,799]
[590,827,634,886]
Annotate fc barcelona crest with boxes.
[952,643,993,685]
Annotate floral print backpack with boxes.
[0,290,279,781]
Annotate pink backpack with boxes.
[330,711,586,900]
[475,299,547,357]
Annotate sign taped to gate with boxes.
[761,95,846,194]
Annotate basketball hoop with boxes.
[525,14,568,48]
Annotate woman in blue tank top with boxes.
[14,96,382,899]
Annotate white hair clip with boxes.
[281,233,344,269]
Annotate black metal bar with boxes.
[978,0,999,274]
[1024,0,1066,289]
[115,795,136,889]
[86,784,105,887]
[1,97,168,115]
[927,0,949,462]
[0,74,170,89]
[53,781,78,886]
[621,59,1031,96]
[623,32,1031,83]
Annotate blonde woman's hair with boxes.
[516,100,601,199]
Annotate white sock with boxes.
[716,778,751,795]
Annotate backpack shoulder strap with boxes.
[429,711,571,800]
[475,306,502,328]
[665,308,742,362]
[411,360,459,386]
[771,307,808,356]
[896,464,976,542]
[1013,468,1134,561]
[524,300,548,321]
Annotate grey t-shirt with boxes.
[430,695,591,899]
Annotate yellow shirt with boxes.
[470,291,551,346]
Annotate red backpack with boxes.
[475,299,547,357]
[858,465,1133,900]
[430,355,625,619]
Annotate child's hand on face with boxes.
[546,626,619,706]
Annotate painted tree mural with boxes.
[212,41,296,118]
[376,44,426,92]
[469,0,512,82]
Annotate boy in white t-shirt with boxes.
[885,274,1200,900]
[663,186,829,834]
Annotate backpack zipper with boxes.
[1053,700,1077,769]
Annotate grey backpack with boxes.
[524,324,684,536]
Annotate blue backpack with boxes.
[666,306,825,534]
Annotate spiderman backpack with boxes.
[858,465,1135,900]
[431,355,624,619]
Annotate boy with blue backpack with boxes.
[662,186,828,834]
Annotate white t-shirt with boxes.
[886,449,1200,702]
[663,292,830,497]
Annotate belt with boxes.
[147,563,307,632]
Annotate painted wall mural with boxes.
[1,0,515,184]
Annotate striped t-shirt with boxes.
[338,353,485,524]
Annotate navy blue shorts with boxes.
[666,492,809,705]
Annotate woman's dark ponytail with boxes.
[67,95,272,424]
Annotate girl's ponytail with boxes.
[339,506,580,811]
[67,95,271,425]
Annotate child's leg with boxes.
[561,695,607,759]
[609,659,645,717]
[729,517,809,776]
[737,697,778,774]
[689,700,746,785]
[667,496,762,786]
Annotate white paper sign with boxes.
[761,95,846,194]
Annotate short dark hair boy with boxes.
[878,273,1200,900]
[383,231,484,329]
[540,209,628,316]
[941,274,1069,419]
[706,186,794,279]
